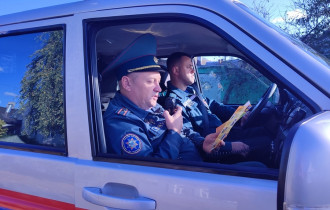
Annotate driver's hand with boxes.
[163,106,183,134]
[240,111,251,127]
[231,141,250,157]
[202,132,225,153]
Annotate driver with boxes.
[165,52,272,164]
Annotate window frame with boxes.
[0,25,68,156]
[84,14,281,180]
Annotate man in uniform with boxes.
[102,34,221,161]
[165,52,272,164]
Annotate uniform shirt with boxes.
[166,82,273,164]
[166,82,234,137]
[103,92,203,161]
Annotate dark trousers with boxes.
[222,126,272,166]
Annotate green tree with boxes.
[0,119,7,137]
[280,0,330,58]
[250,0,329,59]
[19,30,64,140]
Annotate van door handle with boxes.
[82,185,156,210]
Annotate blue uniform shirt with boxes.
[165,82,275,164]
[103,92,203,161]
[166,82,233,137]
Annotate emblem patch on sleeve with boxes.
[121,133,142,154]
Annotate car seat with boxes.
[158,65,170,107]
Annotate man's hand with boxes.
[231,141,250,157]
[202,132,225,153]
[163,106,183,134]
[240,111,250,127]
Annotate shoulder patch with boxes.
[116,107,129,116]
[183,95,196,108]
[121,133,142,154]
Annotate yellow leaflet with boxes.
[213,101,251,149]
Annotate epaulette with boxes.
[116,107,129,116]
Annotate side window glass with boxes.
[195,56,273,104]
[0,29,65,149]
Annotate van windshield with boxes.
[234,1,330,68]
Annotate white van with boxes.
[0,0,329,209]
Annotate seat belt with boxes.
[191,83,209,136]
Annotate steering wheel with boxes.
[241,83,277,128]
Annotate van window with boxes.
[195,56,274,105]
[0,28,65,151]
[87,19,281,177]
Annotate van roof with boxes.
[0,0,241,26]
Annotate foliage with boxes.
[250,0,329,59]
[0,119,7,137]
[282,0,330,58]
[19,30,64,138]
[250,0,273,20]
